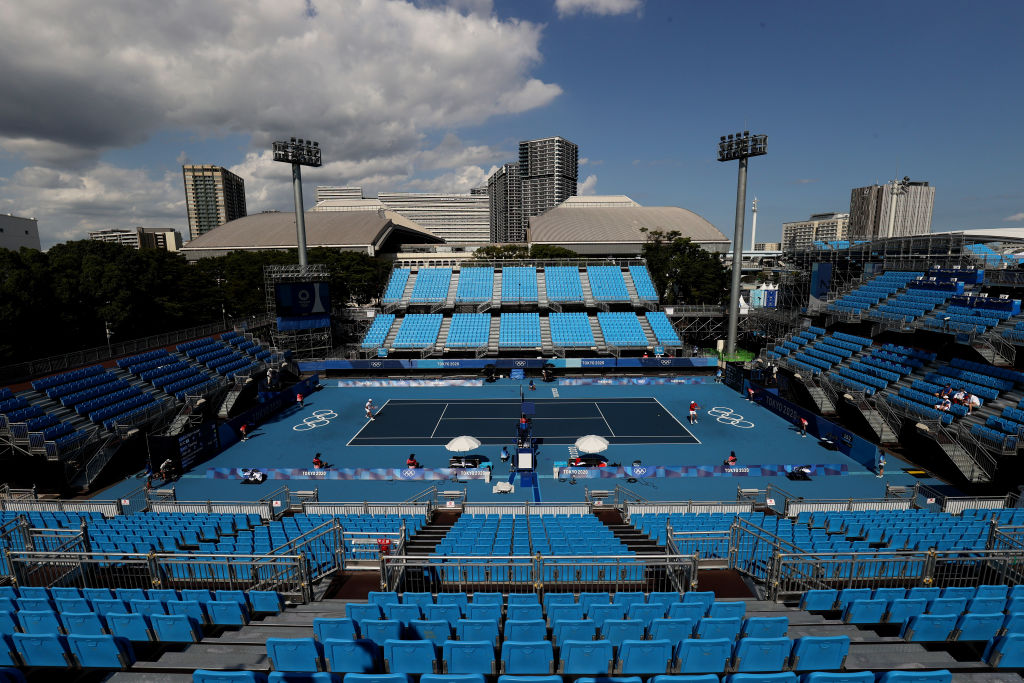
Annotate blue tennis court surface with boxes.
[348,397,698,446]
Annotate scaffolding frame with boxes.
[263,264,333,361]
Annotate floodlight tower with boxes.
[272,137,322,269]
[717,131,767,356]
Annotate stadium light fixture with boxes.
[272,137,323,270]
[717,130,767,356]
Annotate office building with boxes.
[88,227,183,251]
[755,241,782,251]
[782,212,849,251]
[0,214,41,252]
[519,135,578,227]
[848,179,934,240]
[487,162,522,242]
[377,191,489,243]
[315,186,365,203]
[182,165,247,240]
[487,135,579,243]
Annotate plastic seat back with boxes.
[60,611,106,636]
[626,603,664,627]
[926,598,966,616]
[507,594,540,606]
[707,602,745,620]
[465,604,500,622]
[409,619,451,645]
[67,633,135,669]
[314,617,358,641]
[424,604,461,627]
[547,604,584,625]
[617,639,673,674]
[877,672,953,683]
[800,674,871,683]
[12,633,70,667]
[552,619,596,647]
[500,640,554,674]
[384,638,437,674]
[455,619,498,646]
[667,603,706,622]
[842,599,887,624]
[560,639,613,675]
[208,600,249,626]
[105,612,151,641]
[168,599,207,624]
[646,592,682,612]
[974,585,1008,599]
[249,590,284,614]
[836,588,872,609]
[347,603,383,623]
[150,614,201,642]
[939,587,975,600]
[741,616,788,638]
[872,588,908,602]
[322,638,380,673]
[731,637,791,673]
[543,593,575,611]
[504,619,545,642]
[443,640,495,674]
[681,592,715,611]
[436,592,468,613]
[601,619,644,647]
[129,599,166,617]
[983,633,1024,668]
[966,597,1005,614]
[402,592,434,609]
[266,637,324,672]
[677,638,731,674]
[579,592,610,613]
[470,592,502,605]
[885,598,928,624]
[799,590,837,611]
[649,618,695,649]
[952,613,1003,642]
[368,592,399,609]
[507,604,543,622]
[613,592,646,609]
[695,617,741,641]
[790,636,849,671]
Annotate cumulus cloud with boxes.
[1004,212,1024,222]
[0,0,561,242]
[578,174,598,195]
[555,0,642,18]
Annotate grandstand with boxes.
[361,260,678,357]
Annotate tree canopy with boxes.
[640,229,728,305]
[0,243,390,367]
[471,244,578,260]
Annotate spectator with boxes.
[724,451,738,467]
[936,384,952,399]
[952,388,967,404]
[159,459,175,482]
[406,454,421,468]
[935,397,952,412]
[798,417,808,438]
[966,393,980,414]
[312,453,324,469]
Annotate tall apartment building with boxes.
[487,136,578,243]
[88,227,183,251]
[0,214,41,252]
[781,212,849,251]
[377,191,490,243]
[182,165,247,240]
[487,162,522,242]
[848,178,934,240]
[315,186,365,203]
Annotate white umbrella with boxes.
[575,434,610,454]
[445,435,482,453]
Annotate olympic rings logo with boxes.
[402,468,418,478]
[631,466,648,477]
[707,407,755,429]
[292,409,339,431]
[371,361,382,368]
[514,360,526,367]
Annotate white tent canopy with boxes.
[445,435,482,453]
[575,434,610,454]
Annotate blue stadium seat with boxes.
[60,611,107,636]
[105,612,152,641]
[471,593,503,605]
[800,674,873,683]
[17,587,49,600]
[647,593,682,611]
[682,592,716,611]
[208,599,249,626]
[626,603,665,627]
[560,639,613,675]
[455,619,498,646]
[130,598,166,618]
[649,618,695,649]
[677,638,731,674]
[67,633,135,669]
[409,620,451,645]
[974,585,1009,599]
[588,604,627,628]
[695,617,741,641]
[12,633,71,667]
[421,676,482,683]
[504,620,546,642]
[507,605,543,622]
[437,593,468,612]
[939,587,975,600]
[548,604,584,625]
[799,590,837,611]
[0,637,14,667]
[169,600,208,624]
[507,594,539,606]
[314,619,358,642]
[543,594,576,611]
[616,639,674,674]
[601,619,644,647]
[465,604,501,623]
[835,589,872,609]
[872,588,907,602]
[925,598,966,616]
[360,620,401,646]
[500,641,554,674]
[18,610,62,635]
[384,639,437,674]
[323,639,380,673]
[496,676,561,683]
[965,596,1005,614]
[731,637,790,673]
[707,602,745,620]
[885,599,927,624]
[347,604,383,623]
[193,672,269,683]
[650,677,719,683]
[951,612,1003,641]
[182,589,215,605]
[114,588,146,603]
[49,587,81,601]
[384,604,421,626]
[552,619,596,647]
[789,636,849,671]
[424,604,461,627]
[443,640,496,674]
[741,617,788,638]
[983,633,1024,668]
[250,591,284,613]
[342,675,407,683]
[151,614,201,642]
[368,592,399,609]
[402,592,434,609]
[842,599,887,624]
[667,603,706,622]
[267,638,325,672]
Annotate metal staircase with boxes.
[479,270,501,313]
[381,318,401,352]
[580,268,597,308]
[589,315,607,353]
[539,316,553,354]
[637,315,657,348]
[536,270,549,309]
[432,317,452,355]
[486,315,500,355]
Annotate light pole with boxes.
[272,137,323,270]
[104,321,113,357]
[717,131,767,356]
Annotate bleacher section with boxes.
[445,314,491,348]
[645,311,681,346]
[921,293,1018,335]
[409,268,452,304]
[499,313,541,348]
[597,312,649,347]
[629,265,659,301]
[455,268,494,303]
[392,315,444,349]
[549,312,596,348]
[587,265,631,302]
[361,314,396,349]
[501,267,538,302]
[544,266,584,303]
[827,271,923,315]
[382,268,411,303]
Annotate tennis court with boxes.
[347,397,699,446]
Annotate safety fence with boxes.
[623,501,755,520]
[3,549,311,602]
[0,498,122,517]
[727,517,808,582]
[782,497,915,517]
[381,553,698,595]
[149,500,275,519]
[462,503,594,516]
[767,548,1024,602]
[301,502,431,517]
[988,526,1024,552]
[266,518,345,583]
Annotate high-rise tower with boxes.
[182,165,247,240]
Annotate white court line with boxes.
[345,399,391,446]
[593,402,617,437]
[651,396,702,445]
[430,403,449,438]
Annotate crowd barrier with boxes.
[300,357,717,372]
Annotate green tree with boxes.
[472,244,530,259]
[640,229,728,304]
[528,244,578,259]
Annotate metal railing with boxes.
[623,501,755,519]
[728,517,808,582]
[6,549,312,602]
[0,498,122,517]
[149,500,275,519]
[381,552,698,595]
[767,548,1024,602]
[783,497,915,517]
[267,518,344,581]
[302,502,432,517]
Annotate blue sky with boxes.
[1,0,1022,248]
